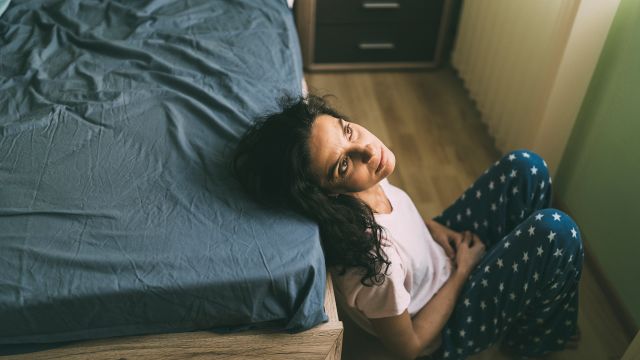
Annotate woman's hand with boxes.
[454,231,486,276]
[425,219,463,260]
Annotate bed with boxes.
[0,0,342,358]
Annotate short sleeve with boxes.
[334,245,410,319]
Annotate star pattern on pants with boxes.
[432,150,582,359]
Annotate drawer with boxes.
[314,22,438,63]
[316,0,444,25]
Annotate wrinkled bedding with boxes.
[0,0,327,347]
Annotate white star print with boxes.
[481,279,488,287]
[493,296,498,304]
[571,228,577,238]
[522,252,529,262]
[537,246,544,256]
[474,221,479,229]
[462,193,466,200]
[499,282,504,292]
[476,190,482,199]
[491,203,497,211]
[551,282,559,289]
[510,169,517,178]
[509,293,516,300]
[509,154,516,161]
[554,248,564,257]
[459,330,466,338]
[535,213,544,221]
[496,258,504,268]
[530,166,538,175]
[520,209,525,218]
[484,265,491,273]
[468,340,474,346]
[528,225,535,236]
[533,272,540,281]
[489,181,495,190]
[512,262,518,272]
[541,180,545,188]
[494,160,500,166]
[467,316,473,323]
[552,212,562,221]
[480,301,487,310]
[457,214,462,222]
[466,208,472,216]
[504,240,511,249]
[512,186,519,195]
[500,174,506,183]
[499,195,504,203]
[464,298,471,307]
[548,231,556,242]
[569,255,573,262]
[515,229,522,237]
[444,351,450,358]
[480,324,486,332]
[523,283,528,291]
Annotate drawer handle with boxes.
[358,42,396,50]
[362,2,400,9]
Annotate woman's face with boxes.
[308,114,396,194]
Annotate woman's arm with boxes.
[369,268,469,360]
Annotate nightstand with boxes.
[295,0,453,71]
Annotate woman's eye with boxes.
[345,124,353,139]
[339,157,349,175]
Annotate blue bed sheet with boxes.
[0,0,327,346]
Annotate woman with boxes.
[233,94,583,360]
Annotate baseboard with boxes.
[553,195,639,342]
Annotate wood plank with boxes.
[4,324,343,360]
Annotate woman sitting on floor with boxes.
[233,94,583,360]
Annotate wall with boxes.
[555,0,640,328]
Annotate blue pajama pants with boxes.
[430,149,584,359]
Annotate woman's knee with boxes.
[501,149,551,184]
[527,208,583,250]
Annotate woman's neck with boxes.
[353,183,392,214]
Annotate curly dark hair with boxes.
[232,94,391,286]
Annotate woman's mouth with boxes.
[376,147,385,174]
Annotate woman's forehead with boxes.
[308,115,342,185]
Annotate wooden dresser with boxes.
[295,0,453,71]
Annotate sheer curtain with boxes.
[452,0,621,174]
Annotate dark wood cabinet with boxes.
[295,0,453,70]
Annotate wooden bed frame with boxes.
[3,274,343,360]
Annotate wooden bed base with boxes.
[3,274,343,360]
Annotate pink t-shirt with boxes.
[330,179,453,336]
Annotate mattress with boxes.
[0,0,327,347]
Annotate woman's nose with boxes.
[356,143,375,163]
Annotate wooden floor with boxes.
[305,68,632,360]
